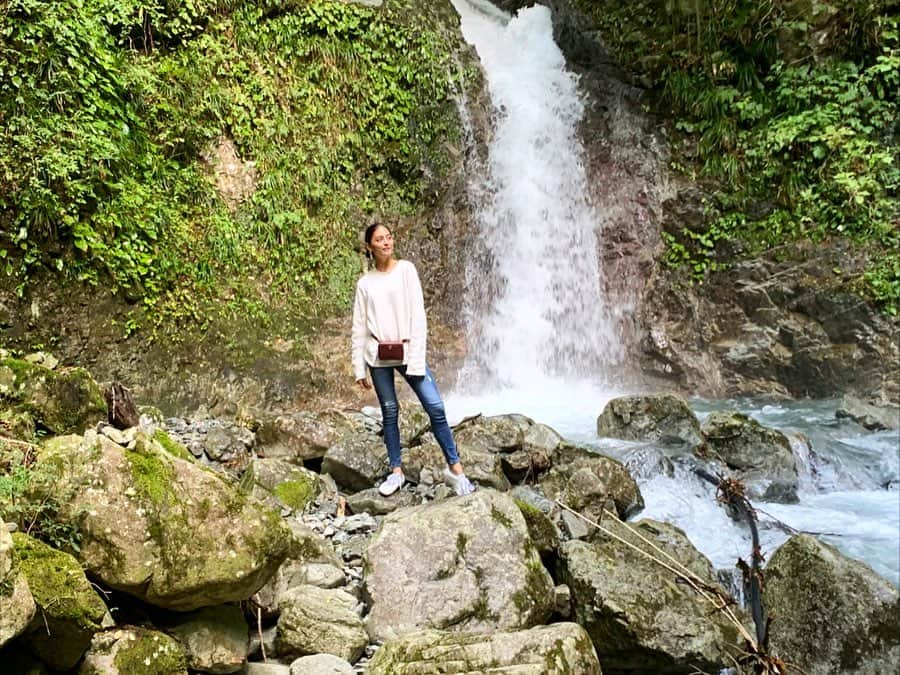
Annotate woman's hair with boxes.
[364,222,391,259]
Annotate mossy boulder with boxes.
[366,623,601,674]
[0,409,36,442]
[12,533,108,670]
[79,627,188,674]
[0,357,106,434]
[763,534,900,674]
[0,521,36,647]
[559,520,743,673]
[701,410,799,502]
[249,458,322,512]
[38,430,291,611]
[364,489,555,641]
[515,498,560,555]
[597,393,703,448]
[540,443,644,521]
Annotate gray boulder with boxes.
[559,520,743,673]
[836,395,900,431]
[701,410,798,502]
[366,623,600,674]
[320,435,388,493]
[289,654,353,674]
[0,521,35,647]
[167,605,248,674]
[274,585,367,662]
[364,489,554,641]
[404,438,510,490]
[763,534,900,674]
[256,410,364,462]
[13,533,108,671]
[249,458,322,512]
[39,431,291,611]
[346,487,418,515]
[597,393,703,447]
[540,443,644,521]
[78,627,188,674]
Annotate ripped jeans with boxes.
[368,365,460,470]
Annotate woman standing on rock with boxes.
[352,223,475,497]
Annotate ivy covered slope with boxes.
[0,0,470,333]
[578,0,899,313]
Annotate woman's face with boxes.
[368,225,394,261]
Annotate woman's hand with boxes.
[356,378,371,390]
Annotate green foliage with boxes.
[0,442,83,552]
[580,0,899,308]
[1,0,467,327]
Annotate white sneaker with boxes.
[444,469,475,496]
[378,472,405,496]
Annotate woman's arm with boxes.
[405,262,428,376]
[351,281,369,381]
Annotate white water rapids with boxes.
[444,0,900,587]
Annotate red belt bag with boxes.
[377,340,405,361]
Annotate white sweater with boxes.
[351,259,427,380]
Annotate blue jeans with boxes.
[368,365,460,470]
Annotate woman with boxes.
[352,223,475,497]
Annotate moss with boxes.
[11,532,106,629]
[273,476,317,511]
[456,532,469,557]
[125,438,176,509]
[151,429,194,462]
[112,628,187,674]
[491,504,514,528]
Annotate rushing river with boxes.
[446,0,900,587]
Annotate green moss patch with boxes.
[11,532,106,629]
[112,628,187,675]
[151,429,194,462]
[273,477,317,511]
[125,438,176,509]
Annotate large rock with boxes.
[701,410,799,502]
[249,458,322,512]
[78,627,188,674]
[12,533,108,671]
[364,490,555,640]
[403,438,510,490]
[256,410,364,462]
[289,654,353,674]
[597,394,703,448]
[763,534,900,674]
[39,430,291,610]
[167,605,248,674]
[836,395,900,431]
[274,585,367,663]
[559,520,743,673]
[0,357,106,434]
[366,623,601,674]
[320,434,388,493]
[0,521,35,647]
[540,443,644,521]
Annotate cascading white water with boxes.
[450,0,622,394]
[446,0,899,587]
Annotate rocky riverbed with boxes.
[2,354,898,673]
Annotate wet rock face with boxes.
[763,534,900,675]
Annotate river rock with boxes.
[540,443,644,521]
[597,393,703,448]
[364,489,554,641]
[559,520,743,672]
[366,623,601,674]
[166,605,248,674]
[0,357,106,434]
[249,458,321,512]
[701,410,799,502]
[78,627,188,674]
[514,498,560,555]
[346,486,419,515]
[39,431,291,611]
[762,534,900,674]
[403,438,510,490]
[0,521,35,647]
[321,434,389,493]
[256,410,364,462]
[12,533,108,671]
[836,395,900,431]
[240,664,290,675]
[274,585,367,662]
[289,654,354,674]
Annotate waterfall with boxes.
[450,0,623,397]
